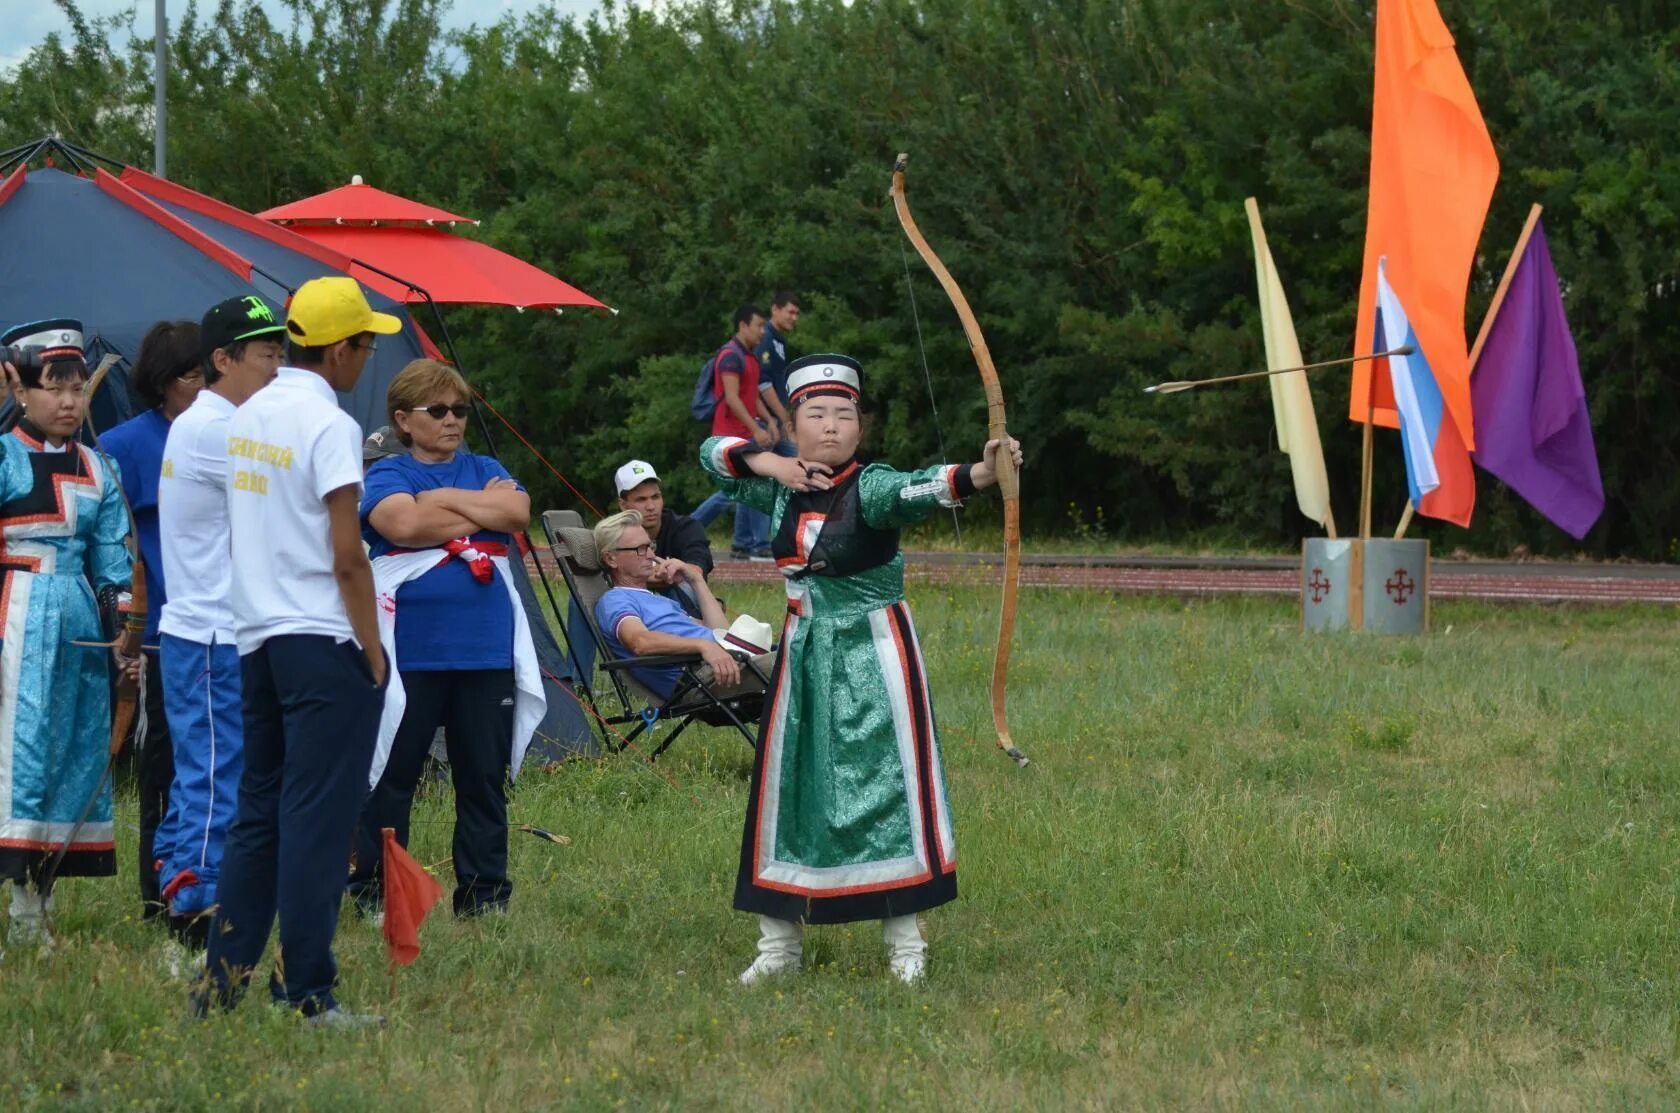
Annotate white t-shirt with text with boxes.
[158,389,239,645]
[226,366,364,655]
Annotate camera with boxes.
[0,345,45,372]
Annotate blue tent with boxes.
[0,164,423,432]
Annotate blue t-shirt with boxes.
[595,586,713,699]
[362,452,519,672]
[100,407,171,642]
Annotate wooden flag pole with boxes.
[1359,400,1375,540]
[1393,203,1544,540]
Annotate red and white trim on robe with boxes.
[896,464,964,510]
[709,436,752,477]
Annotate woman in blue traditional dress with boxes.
[0,320,133,950]
[700,353,1022,985]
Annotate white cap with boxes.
[614,459,660,495]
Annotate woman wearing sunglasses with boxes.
[348,359,544,921]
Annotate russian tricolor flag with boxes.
[1375,259,1475,527]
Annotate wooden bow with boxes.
[79,357,146,747]
[38,358,144,894]
[890,153,1028,768]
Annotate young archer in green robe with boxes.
[700,353,1023,985]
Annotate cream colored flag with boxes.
[1245,197,1336,536]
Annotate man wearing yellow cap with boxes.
[199,277,401,1027]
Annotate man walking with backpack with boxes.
[690,305,786,560]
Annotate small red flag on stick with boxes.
[382,827,444,971]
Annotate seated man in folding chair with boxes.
[591,509,773,701]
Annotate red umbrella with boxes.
[259,176,473,227]
[258,177,610,313]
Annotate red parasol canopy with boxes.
[258,176,473,227]
[259,177,610,313]
[295,224,608,312]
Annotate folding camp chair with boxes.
[541,510,768,760]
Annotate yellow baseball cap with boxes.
[285,276,404,347]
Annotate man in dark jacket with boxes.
[615,459,713,585]
[567,459,716,679]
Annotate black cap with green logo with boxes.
[200,295,287,364]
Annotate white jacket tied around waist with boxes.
[368,547,547,788]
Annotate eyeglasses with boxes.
[610,543,654,556]
[405,404,471,420]
[349,339,379,353]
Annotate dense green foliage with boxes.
[7,588,1680,1107]
[2,0,1676,556]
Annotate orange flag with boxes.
[382,827,444,970]
[1350,0,1499,468]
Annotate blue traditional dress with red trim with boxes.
[701,435,974,924]
[0,420,131,882]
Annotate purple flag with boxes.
[1470,220,1604,539]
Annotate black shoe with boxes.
[730,546,751,560]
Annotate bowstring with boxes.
[899,236,963,543]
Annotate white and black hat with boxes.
[784,353,862,406]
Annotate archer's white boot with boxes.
[738,916,803,985]
[883,914,926,984]
[8,882,53,950]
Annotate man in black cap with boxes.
[153,295,285,954]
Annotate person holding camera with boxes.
[0,320,134,951]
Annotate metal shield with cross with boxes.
[1302,538,1429,634]
[1361,539,1430,634]
[1302,538,1355,632]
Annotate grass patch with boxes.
[6,589,1680,1109]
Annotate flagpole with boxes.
[1394,203,1544,539]
[1360,401,1375,539]
[1468,204,1544,370]
[153,0,167,178]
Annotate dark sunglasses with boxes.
[405,404,471,420]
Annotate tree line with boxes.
[3,0,1676,556]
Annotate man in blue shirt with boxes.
[101,318,206,923]
[591,511,770,699]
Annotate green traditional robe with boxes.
[702,436,972,924]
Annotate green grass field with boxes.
[6,587,1679,1110]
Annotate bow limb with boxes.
[890,152,1027,768]
[83,356,147,750]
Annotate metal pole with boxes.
[153,0,167,178]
